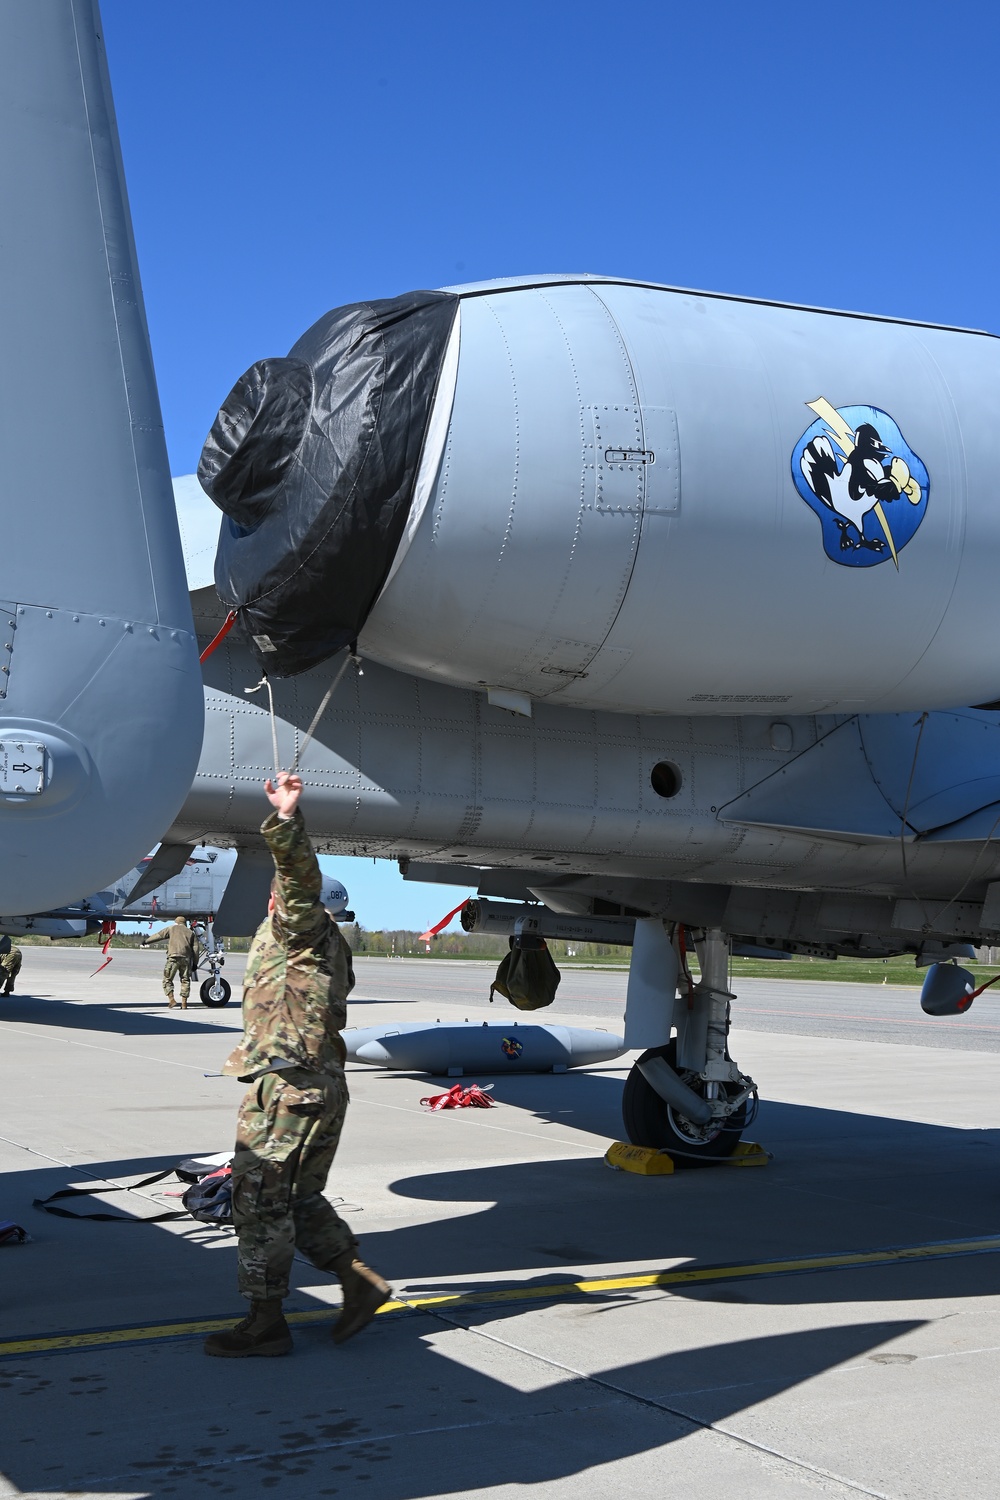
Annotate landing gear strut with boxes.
[622,925,757,1166]
[197,923,231,1007]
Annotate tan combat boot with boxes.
[203,1299,293,1358]
[330,1256,391,1344]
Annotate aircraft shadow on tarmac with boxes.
[10,1094,999,1310]
[0,1121,991,1497]
[0,1298,925,1498]
[356,1074,1000,1303]
[0,991,240,1036]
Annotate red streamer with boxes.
[90,919,117,978]
[966,972,1000,1004]
[418,898,470,944]
[199,609,238,664]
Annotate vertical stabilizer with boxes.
[0,0,203,912]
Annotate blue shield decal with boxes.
[791,400,929,568]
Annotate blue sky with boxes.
[101,0,1000,929]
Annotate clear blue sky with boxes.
[101,0,1000,930]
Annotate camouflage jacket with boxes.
[146,922,202,962]
[223,808,354,1081]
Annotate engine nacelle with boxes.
[205,274,1000,715]
[362,278,1000,715]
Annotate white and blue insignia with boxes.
[791,398,929,569]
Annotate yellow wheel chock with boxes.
[605,1140,769,1174]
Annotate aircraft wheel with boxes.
[622,1041,748,1168]
[200,976,232,1008]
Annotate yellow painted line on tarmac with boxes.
[4,1233,1000,1359]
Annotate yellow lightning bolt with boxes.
[806,396,899,569]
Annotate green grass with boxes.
[20,937,994,991]
[729,954,929,985]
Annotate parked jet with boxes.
[13,5,1000,1165]
[165,274,1000,1164]
[1,845,351,1008]
[1,846,350,932]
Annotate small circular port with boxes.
[650,761,682,799]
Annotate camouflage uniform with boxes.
[223,809,356,1302]
[0,938,22,994]
[144,919,202,1006]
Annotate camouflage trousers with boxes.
[162,955,191,1003]
[232,1067,355,1302]
[0,950,21,989]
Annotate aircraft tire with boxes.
[200,976,232,1008]
[622,1041,747,1168]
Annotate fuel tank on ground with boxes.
[361,277,1000,715]
[344,1020,626,1074]
[0,2,203,913]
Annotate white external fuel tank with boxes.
[359,276,1000,716]
[344,1021,626,1074]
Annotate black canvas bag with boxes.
[181,1165,233,1225]
[490,936,561,1011]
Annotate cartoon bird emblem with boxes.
[797,398,924,569]
[501,1036,523,1060]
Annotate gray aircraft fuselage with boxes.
[170,274,1000,963]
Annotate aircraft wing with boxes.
[126,842,197,905]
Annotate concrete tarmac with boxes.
[2,949,1000,1498]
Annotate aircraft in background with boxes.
[0,844,350,932]
[0,846,237,1005]
[0,845,351,1007]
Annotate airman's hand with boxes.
[265,772,303,819]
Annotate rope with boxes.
[290,650,358,775]
[245,650,362,780]
[244,676,280,777]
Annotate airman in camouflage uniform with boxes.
[141,916,203,1008]
[0,935,22,995]
[205,773,390,1359]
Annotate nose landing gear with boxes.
[200,973,232,1007]
[198,939,231,1008]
